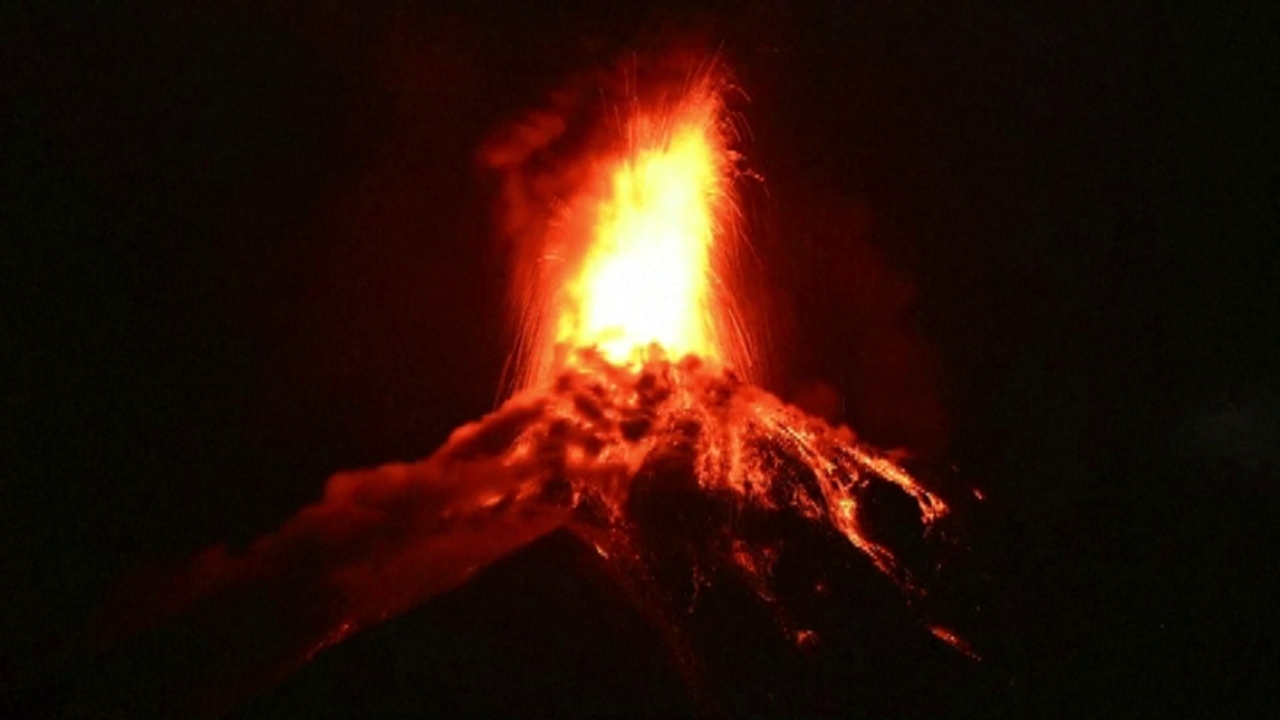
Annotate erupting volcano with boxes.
[504,66,754,388]
[482,60,950,615]
[86,56,969,719]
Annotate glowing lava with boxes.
[557,80,733,368]
[508,67,754,389]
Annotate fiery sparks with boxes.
[506,65,754,389]
[557,80,733,368]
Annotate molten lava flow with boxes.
[493,350,949,598]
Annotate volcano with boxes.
[50,56,974,720]
[67,352,970,719]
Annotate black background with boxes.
[3,1,1277,717]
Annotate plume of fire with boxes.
[556,74,737,368]
[486,60,756,391]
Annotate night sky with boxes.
[3,1,1277,717]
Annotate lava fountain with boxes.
[564,111,727,366]
[514,68,753,385]
[85,56,967,720]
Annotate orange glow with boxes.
[506,66,754,389]
[557,86,730,367]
